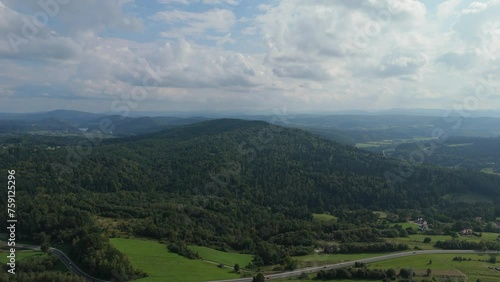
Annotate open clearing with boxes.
[110,238,242,282]
[0,250,44,264]
[287,253,500,282]
[312,213,338,222]
[293,253,387,267]
[368,253,500,282]
[386,232,500,250]
[188,245,253,268]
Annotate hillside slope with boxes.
[2,119,500,276]
[15,118,496,210]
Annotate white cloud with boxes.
[1,0,143,34]
[462,1,488,14]
[437,0,462,19]
[158,0,240,6]
[2,0,500,112]
[0,3,81,61]
[202,0,239,6]
[153,9,236,37]
[158,0,190,4]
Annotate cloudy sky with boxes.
[0,0,499,113]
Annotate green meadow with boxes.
[0,250,44,264]
[293,252,387,267]
[188,245,253,268]
[110,238,244,282]
[386,232,500,250]
[285,253,500,282]
[373,211,387,219]
[312,213,338,222]
[368,253,500,282]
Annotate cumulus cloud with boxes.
[152,9,236,38]
[1,0,143,34]
[159,0,240,5]
[377,53,428,77]
[0,3,81,61]
[438,0,462,19]
[436,51,477,69]
[1,0,500,112]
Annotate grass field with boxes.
[293,252,387,267]
[286,253,500,282]
[274,279,373,282]
[110,238,243,282]
[386,232,500,250]
[312,213,338,222]
[392,221,419,229]
[355,137,436,149]
[373,211,387,219]
[188,245,253,268]
[446,143,473,147]
[482,167,500,175]
[368,253,500,282]
[442,192,493,203]
[0,250,44,264]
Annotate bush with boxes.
[167,241,200,260]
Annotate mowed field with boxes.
[293,252,387,267]
[312,213,338,222]
[0,249,70,273]
[368,253,500,282]
[387,232,500,250]
[286,254,500,282]
[0,249,44,264]
[188,245,253,267]
[110,238,250,282]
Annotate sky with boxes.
[0,0,499,114]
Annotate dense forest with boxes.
[391,136,500,173]
[1,119,500,280]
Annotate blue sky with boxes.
[0,0,499,113]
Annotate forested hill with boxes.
[3,118,500,279]
[17,118,499,210]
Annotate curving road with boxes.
[14,243,109,282]
[207,249,500,282]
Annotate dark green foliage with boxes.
[435,240,500,251]
[252,273,265,282]
[354,262,367,268]
[385,268,397,278]
[0,272,86,282]
[168,241,201,260]
[316,267,388,280]
[398,268,413,278]
[2,118,500,275]
[323,242,408,254]
[489,255,497,263]
[0,253,85,282]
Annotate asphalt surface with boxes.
[207,249,500,282]
[15,243,109,282]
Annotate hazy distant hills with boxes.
[7,118,500,210]
[0,110,210,136]
[1,109,500,142]
[280,115,500,143]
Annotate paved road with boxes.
[207,249,499,282]
[15,243,109,282]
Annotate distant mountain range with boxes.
[1,109,500,141]
[0,110,210,136]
